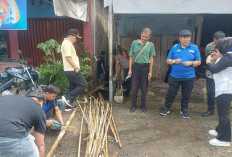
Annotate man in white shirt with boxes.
[61,29,87,111]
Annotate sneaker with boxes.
[130,106,136,113]
[160,107,170,116]
[65,105,76,112]
[208,130,218,137]
[62,96,74,107]
[201,110,214,117]
[180,109,190,118]
[141,107,147,113]
[209,138,230,147]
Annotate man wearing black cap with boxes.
[61,29,87,111]
[0,89,46,157]
[160,29,201,118]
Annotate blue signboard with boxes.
[0,0,27,30]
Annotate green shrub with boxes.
[36,61,69,96]
[76,42,91,78]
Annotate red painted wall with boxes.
[7,31,20,59]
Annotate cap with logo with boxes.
[67,29,82,38]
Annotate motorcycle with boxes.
[0,50,39,96]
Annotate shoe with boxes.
[160,107,170,116]
[130,106,136,113]
[62,96,74,107]
[208,130,218,137]
[201,110,214,117]
[65,105,76,112]
[209,138,230,147]
[141,107,147,113]
[180,109,190,118]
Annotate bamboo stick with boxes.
[81,96,122,157]
[95,104,110,156]
[47,107,78,157]
[102,105,112,147]
[78,107,85,157]
[111,116,122,148]
[77,100,89,125]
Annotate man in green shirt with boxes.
[202,31,225,117]
[128,28,156,112]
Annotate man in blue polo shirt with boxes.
[42,84,66,130]
[160,29,201,118]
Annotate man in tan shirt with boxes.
[61,29,87,111]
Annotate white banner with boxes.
[53,0,88,22]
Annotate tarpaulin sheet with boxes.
[53,0,88,22]
[113,0,232,14]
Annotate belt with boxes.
[133,62,150,66]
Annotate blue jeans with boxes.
[57,99,64,111]
[0,134,39,157]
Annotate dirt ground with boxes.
[44,78,232,157]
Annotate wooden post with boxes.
[196,15,204,47]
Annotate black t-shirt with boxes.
[0,95,46,138]
[97,56,105,73]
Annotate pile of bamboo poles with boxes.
[77,96,122,157]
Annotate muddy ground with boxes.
[44,79,232,157]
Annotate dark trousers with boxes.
[206,78,215,111]
[215,94,232,142]
[131,63,149,108]
[64,71,87,103]
[164,76,194,110]
[123,68,131,97]
[164,65,172,83]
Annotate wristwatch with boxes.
[172,60,176,64]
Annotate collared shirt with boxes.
[129,40,155,64]
[61,38,80,71]
[205,42,215,57]
[205,42,215,79]
[167,42,201,79]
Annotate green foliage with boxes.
[36,39,91,96]
[115,85,123,96]
[36,62,69,96]
[76,42,91,78]
[37,39,61,63]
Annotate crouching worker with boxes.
[42,84,66,131]
[0,88,46,157]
